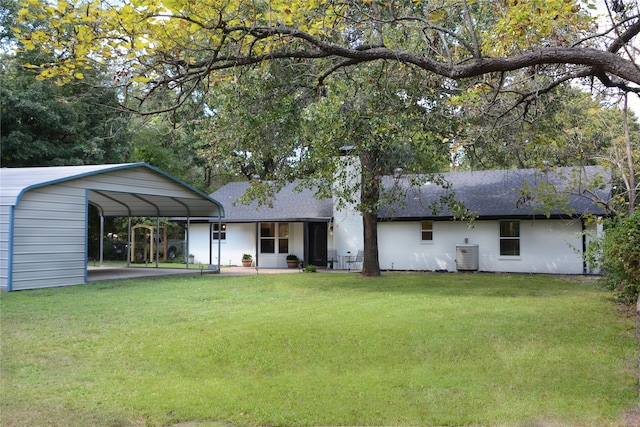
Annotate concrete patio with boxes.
[87,265,307,282]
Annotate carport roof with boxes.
[0,163,224,218]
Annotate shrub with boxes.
[304,264,317,273]
[600,210,640,304]
[286,254,298,261]
[242,253,252,260]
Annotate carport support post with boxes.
[185,217,191,269]
[127,217,131,266]
[217,216,222,271]
[209,222,213,266]
[99,214,104,266]
[155,216,160,268]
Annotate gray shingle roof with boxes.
[209,166,609,222]
[379,166,610,219]
[209,181,333,222]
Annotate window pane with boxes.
[260,223,275,237]
[212,223,226,240]
[500,221,519,237]
[261,239,275,253]
[500,239,520,256]
[278,223,289,238]
[278,239,289,254]
[421,221,433,241]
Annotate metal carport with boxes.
[0,163,224,291]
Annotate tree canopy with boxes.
[14,0,640,114]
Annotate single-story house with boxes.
[0,163,223,291]
[186,165,609,274]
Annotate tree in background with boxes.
[456,85,639,214]
[1,4,131,167]
[1,49,132,167]
[125,109,212,190]
[196,60,315,191]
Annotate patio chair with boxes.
[346,250,364,271]
[327,249,338,269]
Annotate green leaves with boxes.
[600,210,640,304]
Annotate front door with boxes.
[307,222,327,268]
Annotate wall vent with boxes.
[456,244,479,271]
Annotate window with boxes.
[260,223,275,253]
[260,222,289,254]
[421,220,433,241]
[278,223,289,254]
[499,220,520,256]
[212,223,226,240]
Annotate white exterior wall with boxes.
[378,219,588,274]
[331,207,364,260]
[331,154,364,258]
[189,222,305,268]
[8,184,88,291]
[189,222,256,266]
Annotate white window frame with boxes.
[259,222,289,254]
[420,220,434,243]
[499,220,520,257]
[212,223,226,241]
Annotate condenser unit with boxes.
[456,244,479,271]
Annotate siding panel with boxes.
[9,184,87,290]
[0,205,11,290]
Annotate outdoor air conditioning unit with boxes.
[456,244,479,271]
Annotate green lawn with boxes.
[1,272,637,426]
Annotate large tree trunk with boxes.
[359,148,381,277]
[362,210,381,276]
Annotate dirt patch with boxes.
[625,409,640,427]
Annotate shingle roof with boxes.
[209,181,333,222]
[208,166,609,222]
[379,166,610,219]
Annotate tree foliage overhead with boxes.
[14,0,640,114]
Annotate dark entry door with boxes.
[307,222,327,268]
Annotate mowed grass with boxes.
[1,272,637,427]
